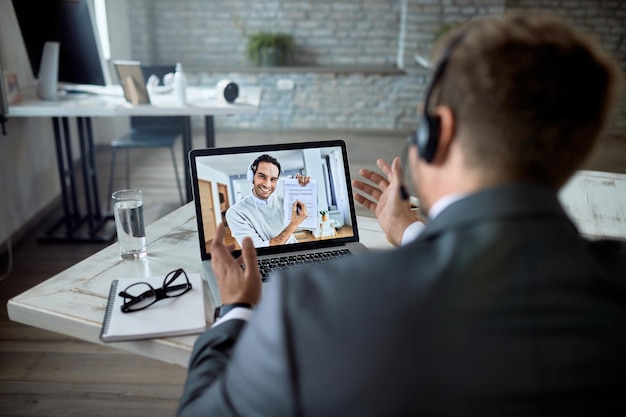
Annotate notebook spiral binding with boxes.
[100,279,119,338]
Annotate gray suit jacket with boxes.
[178,184,626,417]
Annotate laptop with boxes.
[189,140,369,307]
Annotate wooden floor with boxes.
[1,128,625,417]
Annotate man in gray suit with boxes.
[178,12,625,417]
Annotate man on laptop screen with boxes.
[226,154,311,248]
[189,140,366,298]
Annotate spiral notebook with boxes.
[100,273,207,343]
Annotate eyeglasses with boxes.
[118,268,192,313]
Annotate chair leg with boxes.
[107,148,117,211]
[169,147,185,205]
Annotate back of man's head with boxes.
[431,12,621,188]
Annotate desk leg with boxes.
[84,118,104,219]
[77,117,96,231]
[205,115,215,148]
[182,117,193,202]
[178,115,214,203]
[40,117,115,243]
[76,117,109,234]
[48,117,81,235]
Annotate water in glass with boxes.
[113,199,146,259]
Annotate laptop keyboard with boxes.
[258,249,351,281]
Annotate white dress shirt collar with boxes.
[428,193,467,220]
[249,190,272,205]
[400,193,467,245]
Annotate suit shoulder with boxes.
[587,238,626,274]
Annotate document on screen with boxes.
[283,178,318,230]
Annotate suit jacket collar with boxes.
[418,183,578,241]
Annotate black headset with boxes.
[410,33,466,163]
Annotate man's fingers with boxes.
[211,223,226,254]
[390,157,404,182]
[353,179,383,200]
[358,168,388,188]
[215,222,225,240]
[377,158,393,177]
[296,174,311,186]
[240,237,257,272]
[354,193,377,212]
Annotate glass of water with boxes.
[112,189,147,260]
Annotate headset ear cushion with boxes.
[417,114,441,163]
[247,167,254,182]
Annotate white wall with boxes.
[92,0,132,145]
[105,0,132,62]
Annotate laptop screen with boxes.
[189,140,360,260]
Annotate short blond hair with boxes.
[431,12,621,187]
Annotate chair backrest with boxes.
[131,64,186,130]
[131,116,186,130]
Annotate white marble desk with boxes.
[7,170,624,367]
[6,204,392,367]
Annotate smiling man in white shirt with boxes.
[226,154,310,248]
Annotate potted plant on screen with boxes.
[246,32,294,67]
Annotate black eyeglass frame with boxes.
[118,268,192,313]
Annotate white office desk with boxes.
[7,86,262,242]
[6,204,392,367]
[8,85,262,118]
[559,170,626,240]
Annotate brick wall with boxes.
[129,0,402,67]
[127,0,625,133]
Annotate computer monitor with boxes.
[12,0,111,87]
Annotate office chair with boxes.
[107,65,185,207]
